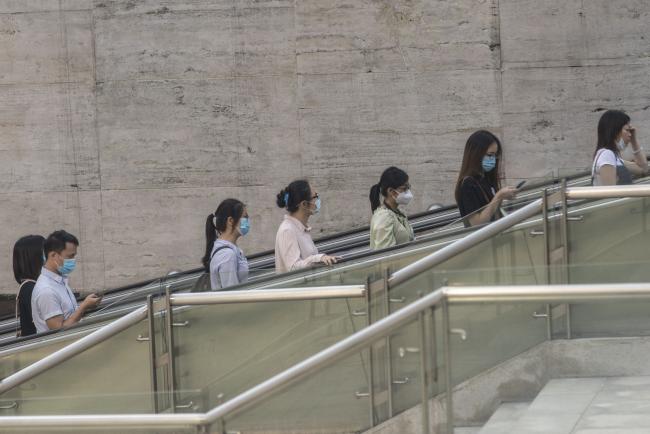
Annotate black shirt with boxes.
[457,176,497,221]
[17,280,37,336]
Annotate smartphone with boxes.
[516,180,527,189]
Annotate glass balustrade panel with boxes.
[567,197,650,337]
[0,320,153,415]
[172,296,368,412]
[222,316,432,433]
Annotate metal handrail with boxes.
[3,184,650,428]
[0,285,366,396]
[4,283,650,430]
[566,184,650,199]
[389,184,650,289]
[389,198,546,288]
[170,285,366,305]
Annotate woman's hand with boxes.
[497,186,518,201]
[321,255,341,266]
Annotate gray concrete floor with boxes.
[488,377,650,434]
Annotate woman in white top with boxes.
[275,180,339,274]
[369,166,415,250]
[592,110,647,186]
[202,199,250,290]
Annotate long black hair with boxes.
[595,110,630,157]
[202,199,245,272]
[369,167,409,212]
[13,235,45,284]
[276,180,312,213]
[454,130,503,204]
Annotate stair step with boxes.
[478,402,530,434]
[510,377,605,434]
[455,428,482,434]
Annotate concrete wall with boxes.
[0,0,648,294]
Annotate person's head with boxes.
[369,167,411,212]
[44,230,79,276]
[596,110,631,156]
[13,235,45,284]
[455,130,503,203]
[276,180,320,216]
[202,199,247,271]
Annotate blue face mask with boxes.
[313,197,321,214]
[482,155,497,172]
[58,258,77,276]
[239,217,250,236]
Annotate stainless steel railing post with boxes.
[542,189,552,340]
[441,298,453,434]
[164,286,177,411]
[365,277,376,428]
[146,295,159,413]
[418,310,431,434]
[560,179,572,339]
[383,268,394,419]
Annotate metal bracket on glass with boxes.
[172,321,190,327]
[136,334,151,342]
[351,309,367,317]
[355,391,370,398]
[390,297,406,303]
[392,377,410,385]
[174,401,195,410]
[451,328,467,341]
[533,312,549,319]
[0,401,17,410]
[529,229,545,237]
[567,215,584,222]
[398,346,421,358]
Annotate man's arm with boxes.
[45,294,101,330]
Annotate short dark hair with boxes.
[13,235,45,284]
[44,230,79,257]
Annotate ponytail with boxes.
[201,199,245,272]
[369,183,382,212]
[202,214,217,272]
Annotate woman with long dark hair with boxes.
[592,110,647,186]
[202,199,250,290]
[13,235,45,336]
[369,166,415,250]
[455,130,518,226]
[275,180,339,273]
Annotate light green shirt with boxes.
[370,205,415,250]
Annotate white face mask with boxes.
[617,138,627,151]
[395,189,414,206]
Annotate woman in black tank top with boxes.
[454,130,520,227]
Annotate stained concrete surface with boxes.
[0,0,649,294]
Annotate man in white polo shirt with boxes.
[31,230,101,333]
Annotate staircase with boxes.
[458,376,650,433]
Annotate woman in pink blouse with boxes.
[274,180,339,274]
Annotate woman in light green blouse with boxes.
[369,166,415,250]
